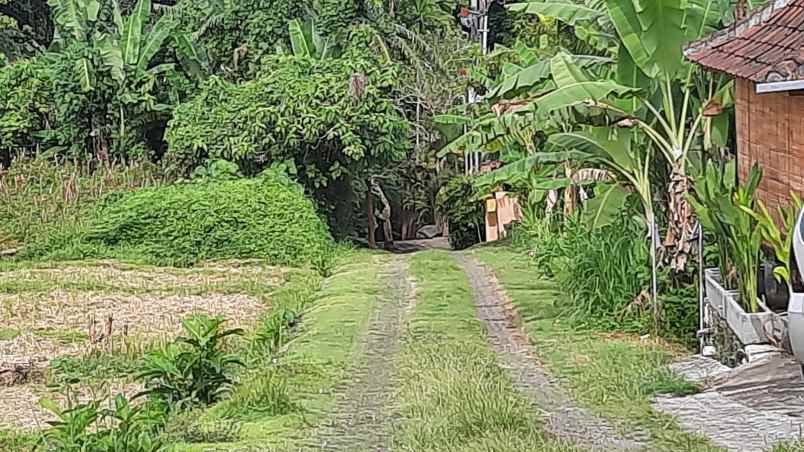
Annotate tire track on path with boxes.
[454,253,649,451]
[308,257,414,452]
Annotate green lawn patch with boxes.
[471,247,721,452]
[396,250,578,452]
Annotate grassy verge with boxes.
[168,251,389,450]
[471,247,721,452]
[396,250,577,452]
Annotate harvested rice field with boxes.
[0,260,288,431]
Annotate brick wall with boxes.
[735,78,804,214]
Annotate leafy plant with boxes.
[164,55,409,192]
[37,393,165,452]
[253,308,297,357]
[137,315,245,409]
[688,159,737,287]
[436,176,484,250]
[691,162,764,312]
[745,193,803,285]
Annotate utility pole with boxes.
[463,0,491,176]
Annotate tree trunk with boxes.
[367,186,376,249]
[663,161,695,272]
[371,178,395,250]
[401,208,418,240]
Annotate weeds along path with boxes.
[309,257,414,451]
[454,253,647,451]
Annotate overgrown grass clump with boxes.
[0,158,161,250]
[24,171,336,269]
[510,214,698,341]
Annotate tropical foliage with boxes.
[440,0,790,324]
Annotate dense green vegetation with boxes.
[0,0,475,242]
[19,168,335,269]
[1,0,795,449]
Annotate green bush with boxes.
[0,58,50,159]
[512,214,700,338]
[37,394,166,452]
[437,176,485,250]
[164,56,409,191]
[79,171,335,267]
[513,215,653,331]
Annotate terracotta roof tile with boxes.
[686,0,804,82]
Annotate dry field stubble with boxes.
[0,260,282,430]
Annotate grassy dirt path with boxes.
[309,257,415,451]
[454,253,647,451]
[395,251,577,452]
[470,247,724,452]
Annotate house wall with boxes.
[735,78,804,213]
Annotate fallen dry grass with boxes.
[0,379,143,430]
[0,260,282,430]
[0,260,285,293]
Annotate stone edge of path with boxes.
[308,257,415,452]
[454,252,649,452]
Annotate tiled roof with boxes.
[685,0,804,82]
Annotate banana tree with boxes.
[549,127,663,325]
[508,0,736,273]
[288,18,333,59]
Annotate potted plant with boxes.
[747,194,803,311]
[691,162,775,345]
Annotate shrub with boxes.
[138,315,245,410]
[514,215,654,331]
[437,176,485,250]
[78,171,335,267]
[164,56,409,191]
[513,213,701,338]
[0,58,50,159]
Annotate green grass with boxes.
[471,247,721,452]
[0,429,38,451]
[0,327,19,341]
[773,442,804,452]
[49,351,144,383]
[167,251,388,451]
[396,250,578,452]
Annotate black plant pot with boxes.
[759,259,790,311]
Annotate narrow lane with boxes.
[454,253,648,451]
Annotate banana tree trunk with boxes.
[563,162,576,217]
[663,160,695,272]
